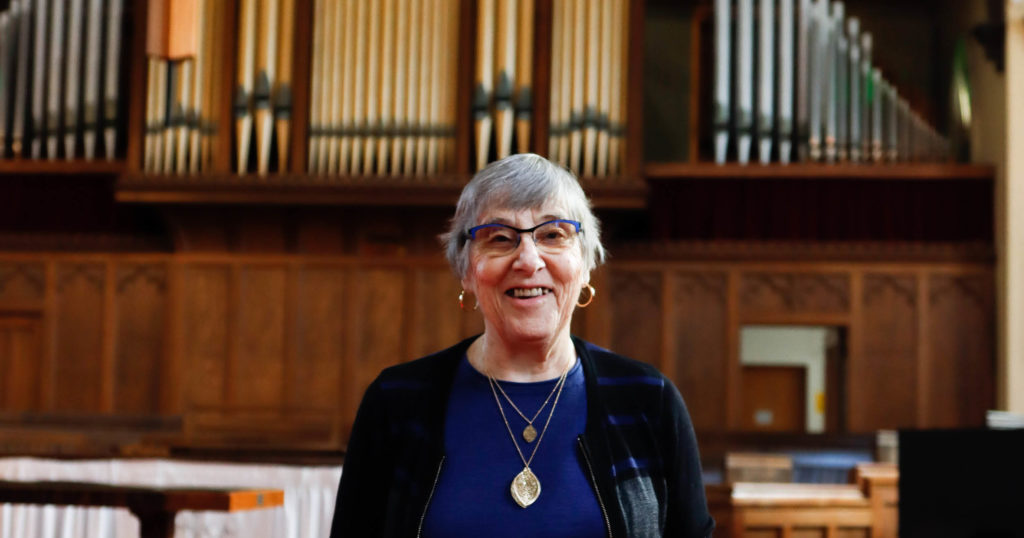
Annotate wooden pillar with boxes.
[1003,0,1024,413]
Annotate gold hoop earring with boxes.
[577,284,596,308]
[459,290,478,311]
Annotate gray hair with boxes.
[441,153,607,279]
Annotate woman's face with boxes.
[462,203,589,348]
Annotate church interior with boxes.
[0,0,1022,536]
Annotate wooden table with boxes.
[0,480,284,538]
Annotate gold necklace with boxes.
[491,367,566,443]
[487,363,570,508]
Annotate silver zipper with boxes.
[416,455,445,538]
[578,436,613,538]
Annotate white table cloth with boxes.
[0,457,342,538]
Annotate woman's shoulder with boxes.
[373,335,478,387]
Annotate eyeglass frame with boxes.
[464,219,583,254]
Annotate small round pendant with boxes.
[510,467,541,508]
[522,424,538,443]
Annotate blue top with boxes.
[421,355,607,538]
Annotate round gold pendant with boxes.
[522,424,538,443]
[510,467,541,508]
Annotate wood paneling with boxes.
[852,275,919,431]
[927,273,995,427]
[114,264,168,413]
[181,265,230,408]
[609,270,663,368]
[0,316,42,410]
[234,266,288,407]
[343,268,408,436]
[409,268,471,359]
[291,266,346,410]
[740,273,850,315]
[54,264,106,411]
[0,251,997,452]
[671,271,728,430]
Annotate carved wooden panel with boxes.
[409,268,469,359]
[852,274,919,431]
[740,273,850,314]
[609,270,663,367]
[53,263,106,411]
[927,273,995,427]
[234,266,288,407]
[291,266,346,410]
[344,268,408,435]
[181,265,230,408]
[0,263,45,303]
[0,316,42,410]
[670,271,728,430]
[114,263,167,413]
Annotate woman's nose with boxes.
[513,234,546,272]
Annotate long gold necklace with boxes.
[492,370,564,443]
[487,362,570,508]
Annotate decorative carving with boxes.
[610,271,662,306]
[57,264,105,292]
[929,274,993,312]
[117,264,168,293]
[674,272,727,302]
[740,273,850,313]
[0,263,46,297]
[610,240,994,264]
[863,275,917,308]
[793,274,850,312]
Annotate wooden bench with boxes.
[0,480,283,538]
[725,452,794,483]
[707,462,899,538]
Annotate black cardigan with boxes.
[329,336,714,537]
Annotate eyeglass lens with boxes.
[472,221,578,255]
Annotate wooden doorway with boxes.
[740,365,806,432]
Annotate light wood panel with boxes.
[181,265,230,408]
[234,265,288,407]
[670,271,729,431]
[609,269,662,368]
[927,273,995,427]
[0,315,42,410]
[54,264,106,412]
[291,266,346,410]
[114,263,168,413]
[851,274,919,431]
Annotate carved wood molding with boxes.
[929,274,993,312]
[0,233,169,252]
[674,272,727,302]
[0,263,46,298]
[610,270,662,306]
[610,240,995,263]
[863,275,918,308]
[116,264,169,293]
[740,273,850,313]
[57,264,106,292]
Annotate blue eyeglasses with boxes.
[466,219,582,256]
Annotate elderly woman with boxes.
[329,154,713,537]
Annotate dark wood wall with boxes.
[0,243,994,453]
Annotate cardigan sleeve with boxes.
[661,380,715,538]
[329,377,390,537]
